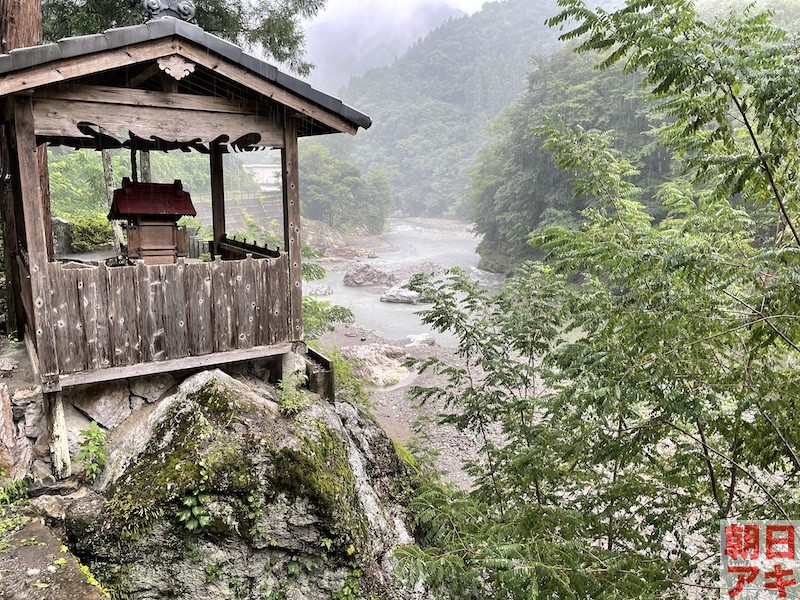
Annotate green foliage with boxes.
[277,370,309,416]
[396,4,800,595]
[177,492,212,531]
[331,568,362,600]
[76,421,109,483]
[469,43,669,271]
[308,342,371,410]
[70,215,114,253]
[0,478,27,506]
[42,0,325,76]
[300,141,393,234]
[302,297,355,340]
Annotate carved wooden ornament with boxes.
[158,56,196,81]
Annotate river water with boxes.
[314,218,503,346]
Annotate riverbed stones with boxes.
[340,344,409,387]
[343,264,399,287]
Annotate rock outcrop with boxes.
[59,370,420,600]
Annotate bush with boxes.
[70,214,113,253]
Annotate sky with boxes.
[308,0,486,23]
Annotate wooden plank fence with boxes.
[44,254,291,376]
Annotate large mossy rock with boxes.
[65,370,418,600]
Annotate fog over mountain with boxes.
[303,1,472,93]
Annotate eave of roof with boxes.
[0,18,371,133]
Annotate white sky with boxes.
[309,0,487,22]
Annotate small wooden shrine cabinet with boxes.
[0,18,371,393]
[109,178,196,264]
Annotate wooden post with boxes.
[0,0,44,336]
[210,143,225,256]
[10,96,70,479]
[282,112,303,340]
[0,123,23,338]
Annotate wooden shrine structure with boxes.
[0,17,371,475]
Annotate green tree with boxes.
[300,141,393,234]
[397,2,800,597]
[42,0,325,75]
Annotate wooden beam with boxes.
[37,85,272,114]
[282,112,303,340]
[32,96,283,146]
[10,95,58,378]
[49,342,293,391]
[0,39,358,135]
[179,45,358,136]
[0,39,180,96]
[210,143,225,255]
[0,123,23,337]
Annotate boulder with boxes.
[0,518,107,600]
[66,370,424,600]
[343,264,399,287]
[129,374,177,404]
[380,285,422,304]
[403,333,437,347]
[66,381,131,429]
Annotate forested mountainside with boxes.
[470,0,800,271]
[303,1,465,93]
[469,45,671,272]
[324,0,570,218]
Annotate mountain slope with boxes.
[327,0,567,217]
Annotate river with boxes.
[314,218,503,346]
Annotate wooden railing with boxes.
[43,254,292,376]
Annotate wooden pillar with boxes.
[0,0,44,336]
[210,143,225,256]
[282,113,303,340]
[10,96,69,479]
[0,122,24,338]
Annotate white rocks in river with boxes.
[380,285,421,304]
[403,333,436,347]
[305,284,333,296]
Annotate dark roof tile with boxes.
[58,33,109,59]
[201,32,243,64]
[10,44,60,70]
[146,18,178,39]
[173,19,206,45]
[240,54,278,80]
[0,54,12,74]
[103,24,150,47]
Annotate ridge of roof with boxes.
[0,18,371,131]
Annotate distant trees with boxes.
[469,0,799,272]
[332,0,565,219]
[300,141,393,234]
